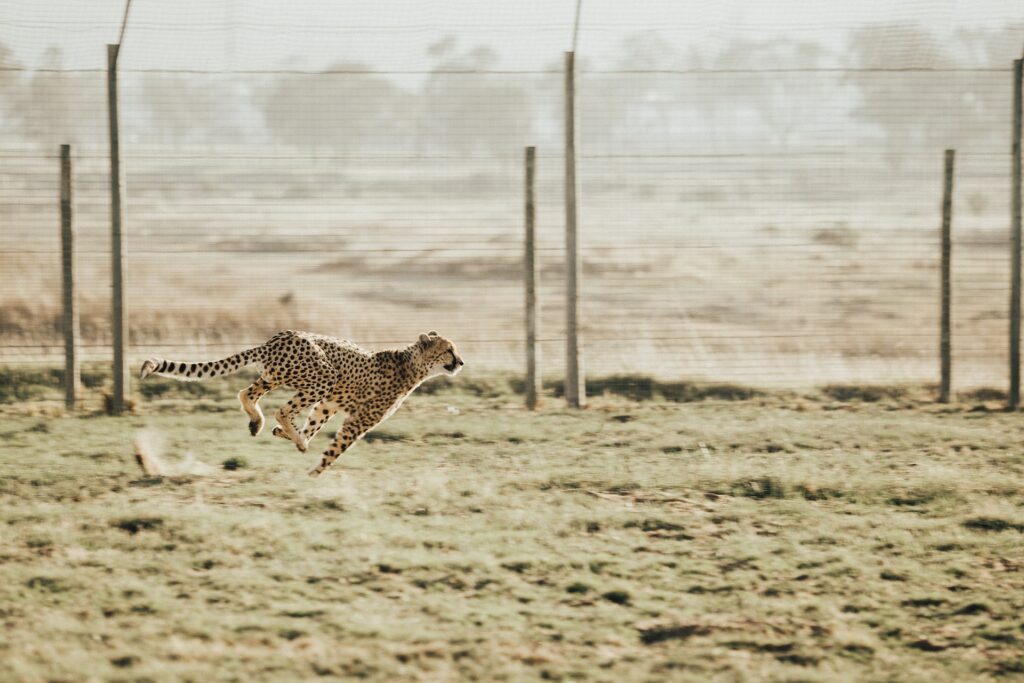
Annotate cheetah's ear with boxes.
[427,330,438,337]
[418,333,431,345]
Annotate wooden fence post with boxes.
[108,43,128,415]
[564,51,585,408]
[1010,59,1022,410]
[939,149,955,403]
[60,144,79,411]
[525,146,540,410]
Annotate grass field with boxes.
[2,371,1024,681]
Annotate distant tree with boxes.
[256,61,409,151]
[704,38,837,147]
[581,31,679,149]
[415,39,532,155]
[7,47,105,146]
[845,23,1005,154]
[550,31,842,152]
[137,74,251,144]
[954,23,1024,67]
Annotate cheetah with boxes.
[139,330,464,477]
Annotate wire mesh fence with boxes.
[1,6,1022,397]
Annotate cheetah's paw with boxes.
[272,426,307,452]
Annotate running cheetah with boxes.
[139,330,464,476]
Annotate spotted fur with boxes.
[139,330,464,477]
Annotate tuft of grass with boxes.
[963,517,1024,533]
[660,381,761,403]
[731,476,786,499]
[992,659,1024,676]
[138,380,216,399]
[901,597,946,608]
[542,375,762,403]
[110,655,139,668]
[112,517,164,534]
[639,623,711,645]
[26,576,69,593]
[222,457,247,471]
[601,590,631,605]
[958,387,1006,403]
[954,602,990,615]
[363,431,406,443]
[822,384,908,403]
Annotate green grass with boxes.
[1,371,1023,681]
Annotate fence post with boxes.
[939,149,955,403]
[107,43,128,415]
[60,144,79,411]
[1011,59,1023,410]
[564,51,585,408]
[524,146,540,410]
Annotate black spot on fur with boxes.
[178,363,186,373]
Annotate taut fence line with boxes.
[24,54,1024,411]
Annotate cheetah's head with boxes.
[417,331,465,377]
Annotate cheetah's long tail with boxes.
[138,347,261,382]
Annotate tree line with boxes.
[0,23,1020,156]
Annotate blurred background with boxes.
[1,0,1022,389]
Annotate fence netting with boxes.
[1,4,1022,391]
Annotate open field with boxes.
[2,370,1023,681]
[0,151,1013,387]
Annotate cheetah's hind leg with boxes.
[238,377,276,436]
[274,401,319,444]
[273,391,320,452]
[274,400,340,450]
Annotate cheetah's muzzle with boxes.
[444,356,465,375]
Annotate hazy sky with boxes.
[0,0,1021,71]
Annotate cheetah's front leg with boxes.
[308,410,383,477]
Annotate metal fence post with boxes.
[939,149,955,403]
[108,43,128,414]
[1010,59,1022,410]
[564,51,585,408]
[525,146,540,410]
[60,144,79,411]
